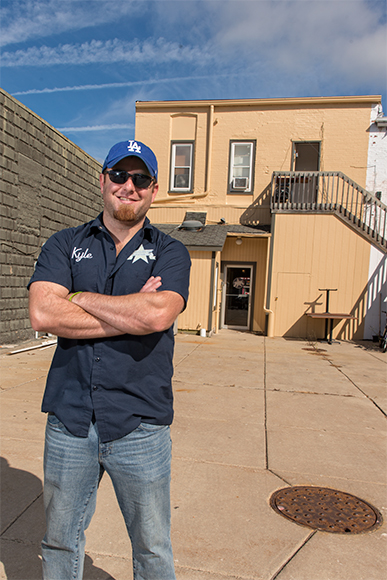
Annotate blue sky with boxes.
[1,0,386,164]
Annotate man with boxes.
[28,140,191,580]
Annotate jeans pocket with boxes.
[138,422,168,433]
[46,413,69,434]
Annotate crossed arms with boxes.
[29,277,185,339]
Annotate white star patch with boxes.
[128,244,156,263]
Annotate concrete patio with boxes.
[1,330,386,580]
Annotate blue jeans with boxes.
[42,414,175,580]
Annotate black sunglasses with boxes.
[107,170,154,189]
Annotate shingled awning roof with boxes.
[154,212,270,251]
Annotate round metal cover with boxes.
[270,486,382,534]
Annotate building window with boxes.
[228,141,255,194]
[170,142,194,192]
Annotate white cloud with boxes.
[211,0,386,90]
[332,26,387,82]
[0,0,142,47]
[2,0,385,107]
[1,37,214,67]
[3,0,385,92]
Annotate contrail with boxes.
[57,124,133,132]
[12,74,232,96]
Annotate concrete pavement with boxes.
[0,330,386,580]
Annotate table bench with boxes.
[306,313,356,344]
[306,288,356,344]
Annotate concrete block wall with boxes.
[0,89,102,344]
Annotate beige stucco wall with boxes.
[177,237,269,335]
[136,97,380,339]
[268,213,371,340]
[136,96,380,228]
[221,236,270,333]
[177,250,213,332]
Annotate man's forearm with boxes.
[29,282,123,339]
[71,289,184,335]
[47,301,124,339]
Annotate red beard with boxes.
[113,205,137,222]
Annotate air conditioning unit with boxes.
[232,177,249,190]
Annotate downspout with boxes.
[205,104,214,194]
[264,307,274,338]
[153,104,214,204]
[264,214,276,337]
[207,251,216,335]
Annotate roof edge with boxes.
[136,95,382,110]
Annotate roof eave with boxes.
[136,95,382,110]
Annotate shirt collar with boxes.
[90,213,105,233]
[90,213,155,242]
[143,217,154,242]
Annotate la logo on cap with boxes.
[127,141,141,154]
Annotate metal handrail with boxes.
[271,171,387,249]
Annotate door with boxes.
[291,141,320,204]
[292,142,320,171]
[222,265,252,330]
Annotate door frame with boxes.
[220,262,256,331]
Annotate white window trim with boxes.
[229,141,255,194]
[170,142,194,192]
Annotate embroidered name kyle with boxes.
[72,247,93,262]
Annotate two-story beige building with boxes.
[135,96,387,341]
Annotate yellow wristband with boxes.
[69,291,83,302]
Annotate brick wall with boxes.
[0,89,103,344]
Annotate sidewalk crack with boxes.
[174,342,203,368]
[328,362,387,419]
[264,337,269,471]
[0,491,43,536]
[270,530,317,580]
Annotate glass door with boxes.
[222,265,252,330]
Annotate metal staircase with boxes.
[271,171,387,253]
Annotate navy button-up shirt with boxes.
[28,214,191,443]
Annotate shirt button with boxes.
[95,357,100,362]
[92,385,98,391]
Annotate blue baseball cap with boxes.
[102,140,158,180]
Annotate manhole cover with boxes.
[270,487,382,534]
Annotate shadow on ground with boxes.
[0,458,115,580]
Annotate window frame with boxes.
[228,140,256,195]
[169,141,195,193]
